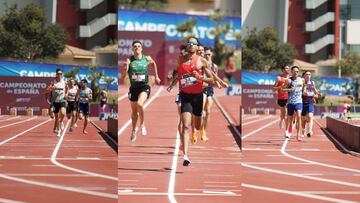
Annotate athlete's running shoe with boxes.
[69,127,73,132]
[130,131,137,143]
[183,155,190,166]
[74,123,78,127]
[200,129,208,141]
[53,128,59,134]
[284,131,290,139]
[140,125,147,136]
[191,131,197,144]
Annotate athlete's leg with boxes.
[296,109,302,140]
[181,112,192,156]
[308,112,314,135]
[137,92,148,126]
[130,101,138,132]
[83,115,88,134]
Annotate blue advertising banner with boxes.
[118,9,241,48]
[242,71,352,96]
[0,61,118,91]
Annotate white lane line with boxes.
[90,120,117,147]
[203,190,237,195]
[118,86,163,136]
[118,187,157,190]
[242,183,357,203]
[314,119,360,157]
[0,119,51,145]
[5,173,91,177]
[243,162,312,165]
[213,97,240,139]
[0,173,116,199]
[242,163,360,188]
[0,116,38,129]
[0,198,25,203]
[50,120,117,181]
[281,134,360,173]
[0,116,21,122]
[242,116,272,126]
[118,93,128,101]
[301,191,360,195]
[118,191,240,196]
[242,119,279,139]
[168,131,180,203]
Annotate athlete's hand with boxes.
[191,71,200,79]
[155,77,161,85]
[219,80,228,88]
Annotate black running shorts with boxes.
[180,92,203,117]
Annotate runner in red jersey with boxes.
[272,65,290,129]
[174,37,214,166]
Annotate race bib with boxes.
[180,74,197,87]
[306,91,314,97]
[131,74,146,82]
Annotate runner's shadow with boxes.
[98,131,117,153]
[227,125,241,150]
[118,167,183,174]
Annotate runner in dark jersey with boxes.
[121,40,161,143]
[174,37,214,166]
[100,90,107,113]
[272,65,290,129]
[77,79,92,134]
[301,71,320,137]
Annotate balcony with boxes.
[79,13,116,38]
[305,34,334,54]
[305,12,335,32]
[80,0,104,9]
[305,0,327,9]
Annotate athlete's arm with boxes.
[212,64,228,88]
[121,58,130,83]
[147,56,161,85]
[281,78,293,92]
[195,57,214,84]
[89,89,93,101]
[167,58,179,92]
[272,77,281,92]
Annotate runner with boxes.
[197,44,205,57]
[175,37,214,166]
[77,79,92,134]
[121,40,161,143]
[46,68,68,134]
[167,44,187,140]
[100,90,107,113]
[199,46,224,142]
[45,91,55,119]
[282,66,304,141]
[301,71,320,137]
[272,65,290,129]
[66,78,78,132]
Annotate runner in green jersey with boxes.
[121,40,161,143]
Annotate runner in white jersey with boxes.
[77,79,92,134]
[46,68,68,134]
[66,79,78,132]
[282,66,304,141]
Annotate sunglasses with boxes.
[187,41,198,46]
[205,54,212,56]
[56,72,62,75]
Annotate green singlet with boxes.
[127,55,149,87]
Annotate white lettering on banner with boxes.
[13,106,40,111]
[16,98,31,102]
[258,79,276,85]
[118,39,152,47]
[119,20,240,42]
[14,89,40,94]
[227,85,242,96]
[0,82,47,89]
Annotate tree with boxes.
[0,4,67,61]
[242,27,296,72]
[119,0,168,11]
[87,66,104,102]
[104,76,115,91]
[176,11,240,66]
[337,52,360,104]
[63,67,79,81]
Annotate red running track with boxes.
[242,114,360,203]
[118,85,241,203]
[0,115,117,203]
